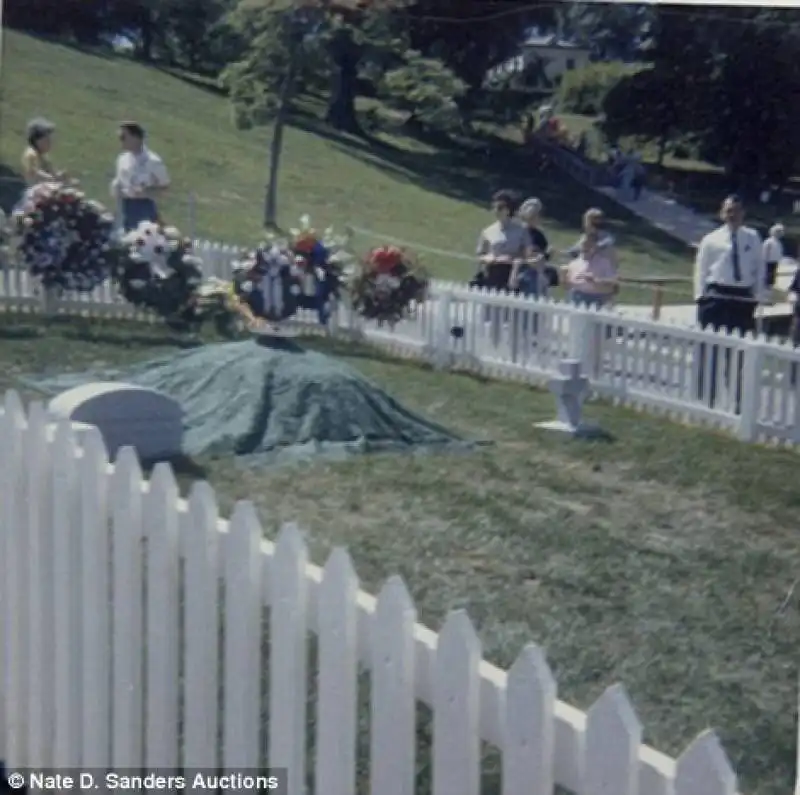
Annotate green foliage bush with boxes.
[556,61,643,116]
[378,51,467,132]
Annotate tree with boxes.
[4,0,115,43]
[601,68,685,165]
[224,3,326,225]
[225,0,409,134]
[557,2,655,61]
[378,50,466,131]
[403,0,556,105]
[600,5,800,190]
[157,0,239,73]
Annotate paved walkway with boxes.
[598,185,716,248]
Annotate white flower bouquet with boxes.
[113,221,217,332]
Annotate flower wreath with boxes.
[259,215,353,326]
[12,182,115,292]
[112,221,216,332]
[229,244,303,325]
[348,244,429,325]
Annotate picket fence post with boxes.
[51,419,81,769]
[183,482,221,772]
[222,503,262,770]
[431,291,453,369]
[80,428,112,770]
[40,287,60,317]
[144,464,181,770]
[675,731,737,794]
[583,684,642,795]
[433,611,480,795]
[268,523,309,795]
[1,392,26,771]
[503,644,556,795]
[737,334,765,441]
[316,549,359,795]
[26,403,53,767]
[567,306,597,378]
[371,576,416,795]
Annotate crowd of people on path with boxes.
[19,116,171,232]
[473,189,619,309]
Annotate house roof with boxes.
[524,34,588,50]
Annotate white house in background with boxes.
[525,34,592,81]
[487,33,592,88]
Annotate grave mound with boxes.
[28,336,481,467]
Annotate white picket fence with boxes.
[0,390,745,794]
[3,238,800,447]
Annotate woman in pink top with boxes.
[562,210,620,307]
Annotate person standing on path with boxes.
[693,194,767,409]
[763,223,785,288]
[110,121,171,232]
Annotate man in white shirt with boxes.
[110,121,171,232]
[693,194,766,409]
[694,194,766,333]
[763,223,785,288]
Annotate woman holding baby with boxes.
[562,208,620,308]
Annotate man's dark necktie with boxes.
[731,230,741,282]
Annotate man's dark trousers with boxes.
[696,285,756,411]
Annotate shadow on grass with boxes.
[62,326,204,349]
[154,65,227,98]
[140,453,207,480]
[0,323,43,340]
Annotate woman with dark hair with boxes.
[21,118,65,186]
[473,189,529,291]
[472,189,532,346]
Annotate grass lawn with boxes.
[0,32,695,304]
[2,313,798,795]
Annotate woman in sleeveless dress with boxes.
[16,118,75,213]
[20,118,66,187]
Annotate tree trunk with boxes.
[325,30,362,134]
[264,39,300,228]
[657,131,668,166]
[139,7,154,61]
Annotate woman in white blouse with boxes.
[473,190,530,291]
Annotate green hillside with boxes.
[0,31,693,300]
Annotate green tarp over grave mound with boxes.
[24,337,482,467]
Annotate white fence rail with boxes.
[0,391,743,794]
[2,239,800,448]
